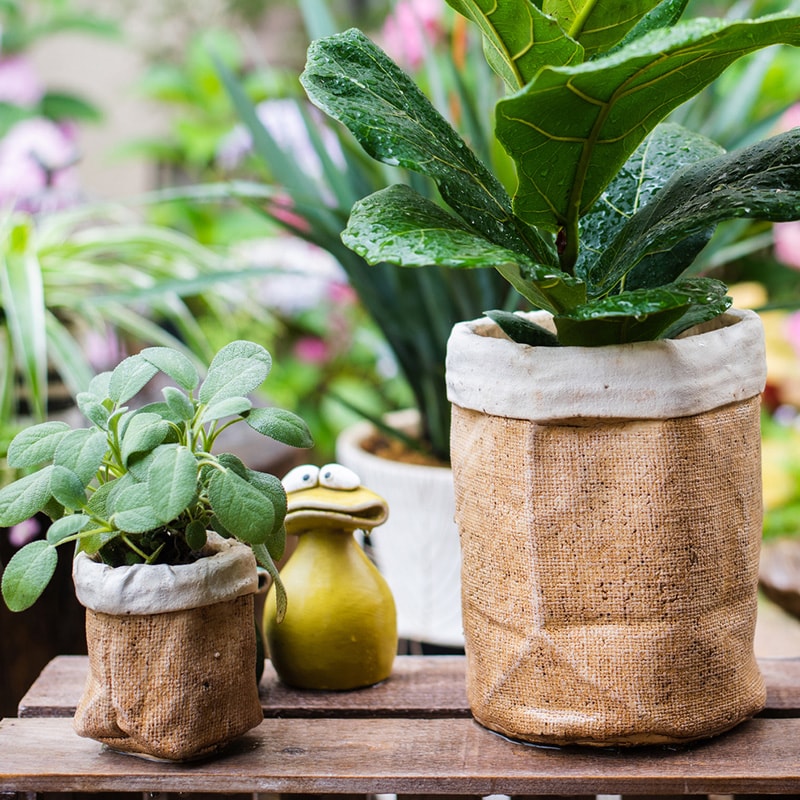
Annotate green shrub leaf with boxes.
[111,483,162,534]
[54,429,107,486]
[1,541,59,612]
[496,12,800,232]
[554,278,731,345]
[108,354,159,404]
[242,469,287,560]
[186,520,208,551]
[50,466,87,510]
[484,310,561,347]
[252,542,287,623]
[200,396,252,424]
[7,421,71,468]
[444,0,582,89]
[148,445,198,524]
[120,412,170,466]
[209,340,272,371]
[199,358,270,405]
[207,468,275,545]
[0,466,54,526]
[244,407,314,449]
[163,385,195,421]
[589,127,800,295]
[77,391,110,428]
[301,28,556,264]
[46,514,90,545]
[544,0,662,56]
[343,185,583,314]
[577,123,724,289]
[140,346,199,390]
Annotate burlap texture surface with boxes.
[451,397,766,746]
[73,594,263,761]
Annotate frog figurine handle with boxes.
[262,463,397,690]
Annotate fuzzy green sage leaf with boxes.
[6,421,71,469]
[1,540,59,612]
[244,407,315,449]
[148,445,198,525]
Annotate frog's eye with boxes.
[282,465,320,493]
[319,463,360,490]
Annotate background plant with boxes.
[299,0,800,348]
[0,203,275,457]
[0,339,313,614]
[206,0,516,462]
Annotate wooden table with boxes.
[2,654,800,798]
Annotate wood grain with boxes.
[17,655,800,719]
[18,655,471,719]
[2,716,800,796]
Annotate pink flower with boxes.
[774,221,800,270]
[269,194,311,233]
[294,337,330,364]
[217,99,344,197]
[8,517,41,547]
[777,104,800,133]
[0,56,44,107]
[381,0,445,68]
[785,312,800,360]
[0,117,81,211]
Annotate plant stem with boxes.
[120,534,151,562]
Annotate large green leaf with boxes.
[577,123,724,291]
[120,413,170,466]
[554,277,731,345]
[590,127,800,295]
[111,482,162,534]
[148,445,197,525]
[244,407,314,449]
[6,421,71,469]
[496,12,800,236]
[301,28,556,265]
[207,468,275,545]
[343,185,584,314]
[0,466,54,527]
[53,429,107,486]
[1,541,58,612]
[543,0,663,55]
[610,0,691,52]
[443,0,582,89]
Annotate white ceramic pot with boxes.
[336,410,464,648]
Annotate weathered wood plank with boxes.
[18,655,470,719]
[18,655,800,720]
[2,716,800,796]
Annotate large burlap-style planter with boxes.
[445,309,768,747]
[72,534,263,761]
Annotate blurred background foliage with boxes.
[1,0,800,519]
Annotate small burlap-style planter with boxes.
[72,534,263,761]
[445,309,768,747]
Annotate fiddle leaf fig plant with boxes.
[300,0,800,346]
[0,340,313,615]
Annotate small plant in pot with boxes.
[0,340,313,760]
[299,1,800,746]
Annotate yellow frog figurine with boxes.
[263,463,397,690]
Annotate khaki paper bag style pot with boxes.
[445,309,768,747]
[72,534,263,761]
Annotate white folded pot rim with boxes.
[446,308,767,422]
[73,533,259,615]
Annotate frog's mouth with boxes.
[285,485,389,533]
